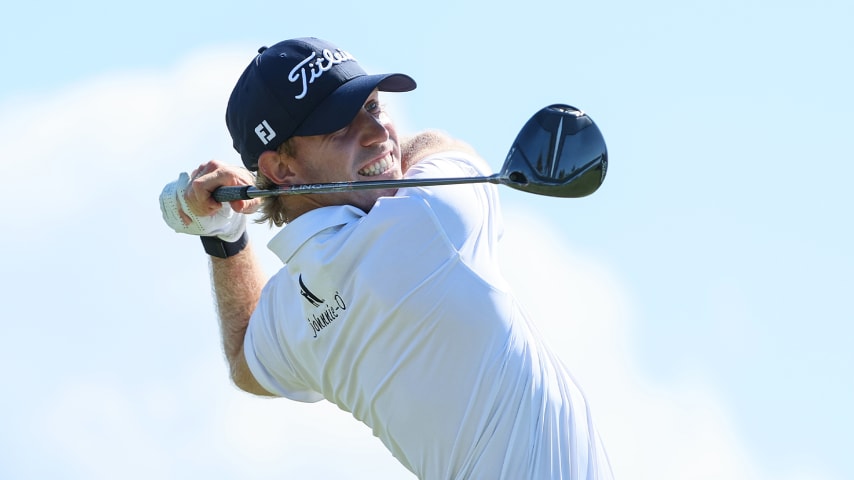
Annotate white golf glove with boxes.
[160,172,246,242]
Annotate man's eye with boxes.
[366,100,381,113]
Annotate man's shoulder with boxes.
[405,149,493,180]
[400,130,476,168]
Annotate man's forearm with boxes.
[209,242,267,389]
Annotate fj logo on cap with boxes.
[255,120,276,145]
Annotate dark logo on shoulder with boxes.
[299,274,324,307]
[298,274,348,339]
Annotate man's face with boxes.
[289,90,402,212]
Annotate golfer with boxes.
[160,37,614,479]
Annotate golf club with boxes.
[212,104,607,202]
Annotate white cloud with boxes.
[38,380,175,479]
[499,210,761,480]
[0,45,247,229]
[1,45,823,480]
[31,358,408,480]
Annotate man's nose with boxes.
[355,110,390,146]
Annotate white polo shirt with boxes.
[244,152,613,479]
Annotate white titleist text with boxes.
[287,49,355,100]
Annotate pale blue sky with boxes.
[2,1,851,479]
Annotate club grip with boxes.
[212,186,252,203]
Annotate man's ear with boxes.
[258,150,296,184]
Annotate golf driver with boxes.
[212,104,607,202]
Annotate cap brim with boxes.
[294,73,416,137]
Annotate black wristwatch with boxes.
[200,231,249,258]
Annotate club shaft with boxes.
[212,175,500,202]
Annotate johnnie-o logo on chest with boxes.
[287,49,355,100]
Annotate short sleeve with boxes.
[243,278,325,403]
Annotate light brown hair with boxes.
[254,139,297,227]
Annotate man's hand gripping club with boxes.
[160,160,261,239]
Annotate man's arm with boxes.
[400,130,477,173]
[167,160,274,396]
[210,245,273,396]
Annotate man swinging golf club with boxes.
[159,36,614,479]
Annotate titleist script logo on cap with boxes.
[289,48,356,100]
[253,48,355,145]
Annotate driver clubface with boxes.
[498,104,608,198]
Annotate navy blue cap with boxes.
[226,37,417,170]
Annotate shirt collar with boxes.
[267,205,365,264]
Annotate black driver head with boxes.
[499,104,608,198]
